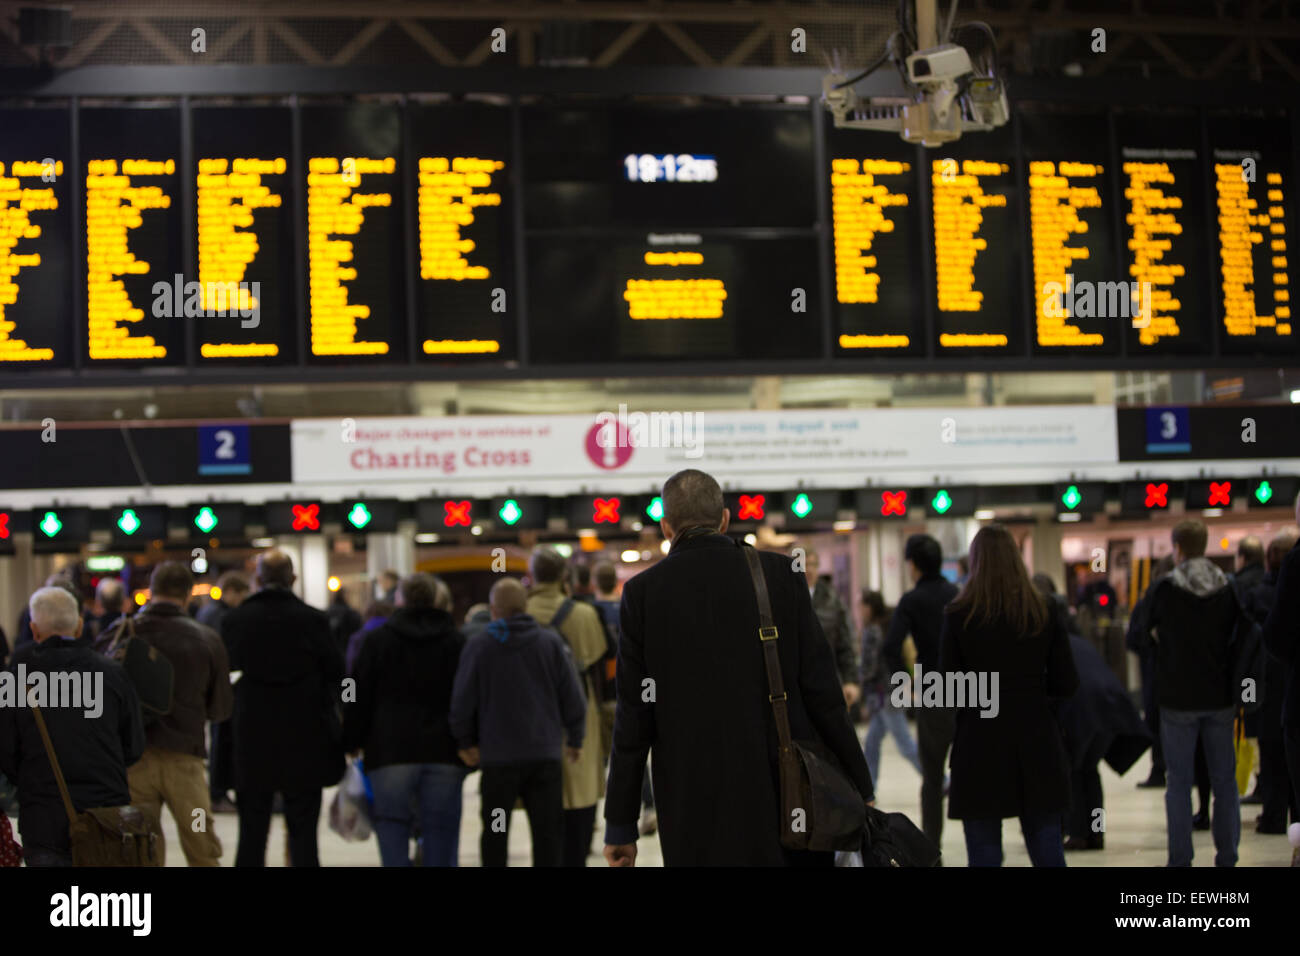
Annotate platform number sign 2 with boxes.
[198,424,252,476]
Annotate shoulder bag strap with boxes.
[105,613,134,656]
[742,546,796,757]
[549,598,575,631]
[26,690,78,826]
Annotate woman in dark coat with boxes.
[941,525,1079,866]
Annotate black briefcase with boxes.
[859,805,942,867]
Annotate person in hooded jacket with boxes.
[1132,519,1247,867]
[343,573,466,866]
[449,577,587,867]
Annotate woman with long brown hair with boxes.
[941,524,1079,866]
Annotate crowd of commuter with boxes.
[1,468,1298,868]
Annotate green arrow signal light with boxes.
[347,503,373,529]
[931,490,953,515]
[498,499,523,526]
[646,497,664,522]
[40,511,62,537]
[194,507,218,534]
[1061,485,1082,510]
[791,493,813,519]
[1255,480,1274,505]
[117,509,141,536]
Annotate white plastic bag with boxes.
[328,759,373,842]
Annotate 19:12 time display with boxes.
[623,153,718,183]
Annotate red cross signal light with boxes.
[593,497,621,524]
[1208,481,1232,507]
[881,490,908,516]
[0,512,9,539]
[443,500,473,527]
[1144,483,1169,509]
[738,494,766,521]
[291,503,321,531]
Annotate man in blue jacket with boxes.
[450,577,586,867]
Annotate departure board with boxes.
[409,103,515,362]
[192,106,295,363]
[1115,111,1212,356]
[301,104,406,362]
[80,107,184,364]
[0,108,73,367]
[1207,112,1296,356]
[523,105,815,229]
[1019,107,1120,355]
[826,128,924,355]
[527,235,819,363]
[929,122,1024,353]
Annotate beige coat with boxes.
[526,583,607,809]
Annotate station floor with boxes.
[159,725,1297,866]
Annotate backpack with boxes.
[550,599,618,705]
[102,615,175,726]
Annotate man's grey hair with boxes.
[96,577,125,611]
[30,586,81,638]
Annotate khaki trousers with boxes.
[128,747,223,866]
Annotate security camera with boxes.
[906,44,973,87]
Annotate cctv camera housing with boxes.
[906,44,974,87]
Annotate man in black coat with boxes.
[222,550,344,867]
[882,534,959,848]
[1262,497,1300,867]
[603,469,872,867]
[0,586,145,866]
[1247,531,1299,833]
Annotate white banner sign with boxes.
[291,405,1119,496]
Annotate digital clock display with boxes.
[623,154,718,183]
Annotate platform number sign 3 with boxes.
[1145,407,1191,454]
[199,424,252,476]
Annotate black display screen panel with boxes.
[527,235,820,363]
[1207,111,1297,357]
[80,106,185,365]
[1114,110,1213,356]
[523,105,815,229]
[191,106,296,364]
[1019,106,1121,355]
[826,128,924,355]
[409,102,515,362]
[927,120,1024,354]
[0,107,74,369]
[301,103,406,363]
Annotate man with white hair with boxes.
[0,586,145,866]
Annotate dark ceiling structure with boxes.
[0,0,1296,83]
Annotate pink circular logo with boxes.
[585,421,634,470]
